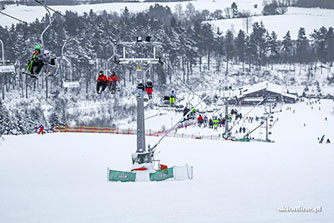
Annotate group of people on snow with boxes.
[196,115,227,131]
[319,135,331,144]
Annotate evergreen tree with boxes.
[268,31,280,69]
[250,22,267,68]
[49,112,63,132]
[325,27,334,66]
[236,30,246,71]
[311,26,328,63]
[0,101,12,135]
[281,31,293,63]
[224,30,234,74]
[231,2,238,18]
[296,27,310,65]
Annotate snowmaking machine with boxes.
[107,37,193,182]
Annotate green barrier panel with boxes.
[150,168,174,181]
[108,169,136,182]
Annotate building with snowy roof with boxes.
[236,81,297,105]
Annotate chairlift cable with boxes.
[151,94,210,152]
[0,11,28,24]
[33,0,67,19]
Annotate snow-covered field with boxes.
[209,7,334,39]
[0,0,264,27]
[1,99,333,222]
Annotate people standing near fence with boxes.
[204,115,208,127]
[213,118,219,131]
[209,118,213,128]
[197,115,204,127]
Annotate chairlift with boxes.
[38,0,57,76]
[0,39,15,74]
[61,39,80,88]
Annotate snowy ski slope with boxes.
[209,7,334,39]
[0,99,333,223]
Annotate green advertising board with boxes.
[108,169,136,182]
[149,168,174,181]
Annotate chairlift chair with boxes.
[0,62,15,74]
[61,39,80,89]
[0,39,16,75]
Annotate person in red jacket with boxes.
[145,79,153,99]
[197,115,204,127]
[96,71,108,94]
[38,125,44,135]
[108,71,119,93]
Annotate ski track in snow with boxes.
[0,99,334,222]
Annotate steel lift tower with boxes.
[116,37,162,171]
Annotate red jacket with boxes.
[97,74,107,82]
[198,116,203,121]
[108,75,119,83]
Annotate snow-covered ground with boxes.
[1,99,333,222]
[0,0,264,27]
[209,7,334,39]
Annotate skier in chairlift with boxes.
[145,79,153,99]
[170,90,176,105]
[108,71,119,93]
[25,46,44,77]
[137,81,145,97]
[96,71,108,94]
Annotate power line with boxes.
[0,10,28,24]
[33,0,67,18]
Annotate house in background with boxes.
[236,81,297,105]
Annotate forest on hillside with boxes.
[1,3,334,80]
[1,0,190,6]
[1,3,334,135]
[270,0,334,9]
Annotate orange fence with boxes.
[53,123,221,141]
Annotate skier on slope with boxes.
[25,46,45,77]
[137,82,145,97]
[38,125,44,135]
[108,71,119,93]
[96,71,108,94]
[319,135,325,144]
[145,79,153,99]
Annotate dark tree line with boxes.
[1,4,333,80]
[294,0,334,9]
[10,0,190,6]
[272,0,334,9]
[1,3,334,134]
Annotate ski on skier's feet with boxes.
[23,72,38,79]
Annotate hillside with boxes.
[209,7,334,39]
[0,0,264,27]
